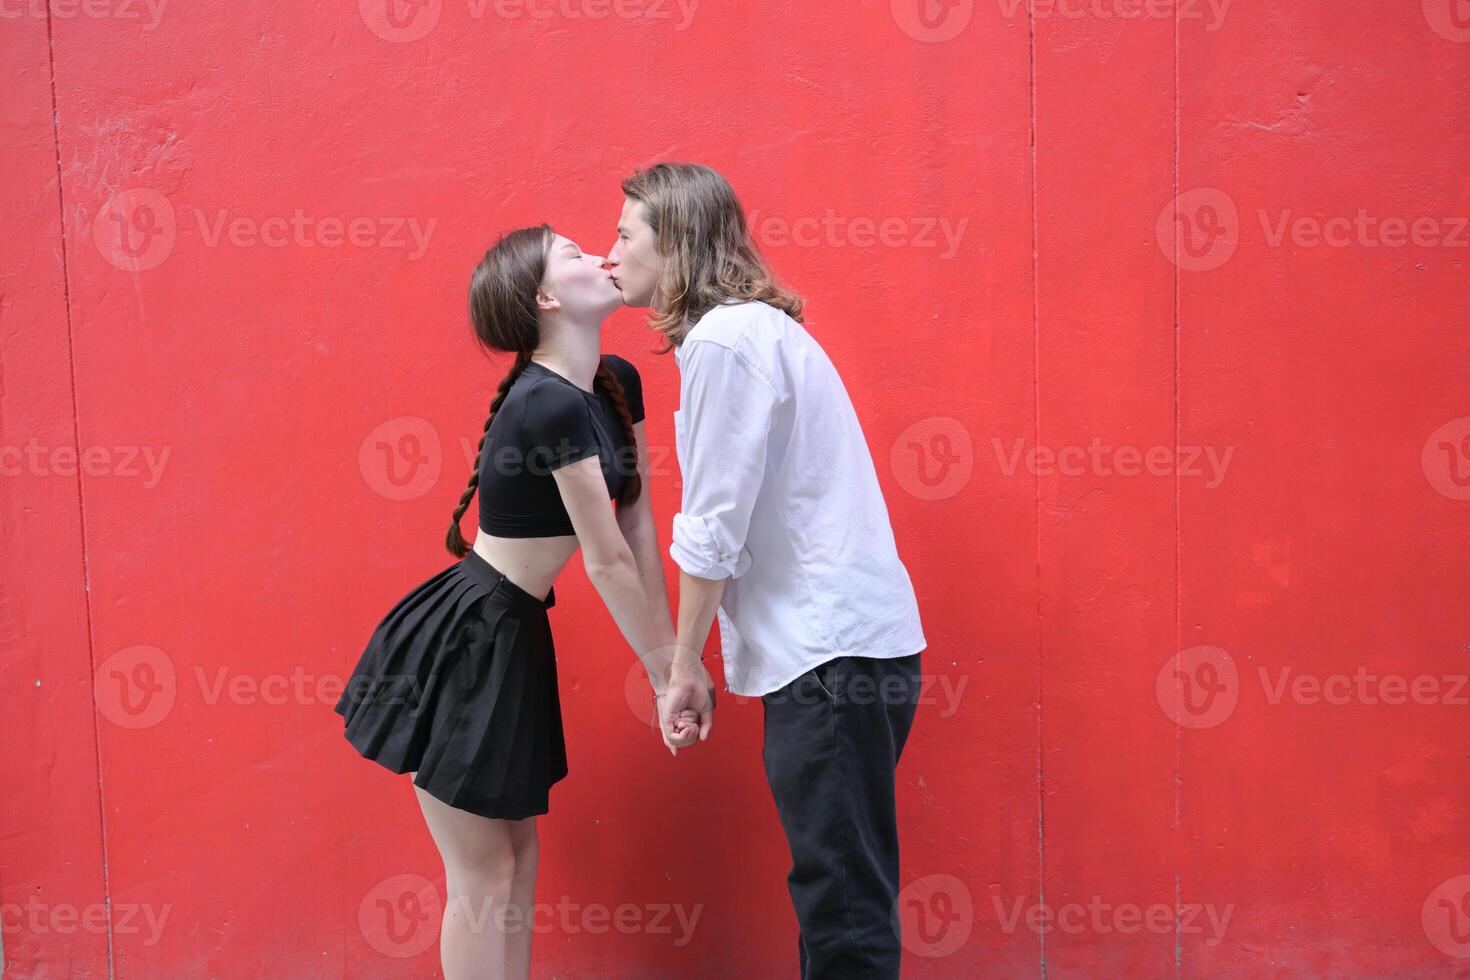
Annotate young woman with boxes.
[334,224,696,979]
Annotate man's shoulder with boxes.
[685,300,791,353]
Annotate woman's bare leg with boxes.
[505,817,539,978]
[413,782,534,980]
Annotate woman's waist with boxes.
[470,530,578,605]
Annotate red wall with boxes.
[3,1,1468,976]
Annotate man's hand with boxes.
[662,655,716,744]
[656,695,701,755]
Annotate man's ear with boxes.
[535,288,559,313]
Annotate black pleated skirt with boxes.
[334,549,567,820]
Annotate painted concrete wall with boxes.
[3,0,1468,976]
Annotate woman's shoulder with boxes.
[600,352,642,386]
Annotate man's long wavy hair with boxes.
[620,163,804,351]
[444,224,642,558]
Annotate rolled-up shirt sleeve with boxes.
[670,340,777,581]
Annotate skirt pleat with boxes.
[334,551,566,820]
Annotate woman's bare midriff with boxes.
[472,528,581,603]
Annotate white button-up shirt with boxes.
[669,299,927,697]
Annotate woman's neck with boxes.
[533,315,604,392]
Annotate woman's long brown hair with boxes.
[446,225,642,558]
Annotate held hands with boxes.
[653,692,701,755]
[660,653,716,751]
[647,645,716,756]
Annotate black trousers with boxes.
[761,651,923,980]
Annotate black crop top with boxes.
[477,354,646,537]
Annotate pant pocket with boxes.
[811,657,844,705]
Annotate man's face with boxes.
[607,198,661,309]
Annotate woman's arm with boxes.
[553,453,693,752]
[615,420,678,672]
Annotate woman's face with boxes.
[540,234,622,319]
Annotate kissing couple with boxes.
[336,161,927,979]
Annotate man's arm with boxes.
[665,340,779,740]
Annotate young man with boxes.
[607,162,928,979]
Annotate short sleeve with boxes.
[521,380,601,473]
[604,354,645,425]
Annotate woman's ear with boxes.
[535,288,559,313]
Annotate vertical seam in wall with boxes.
[42,11,115,980]
[1026,2,1046,978]
[1171,6,1184,980]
